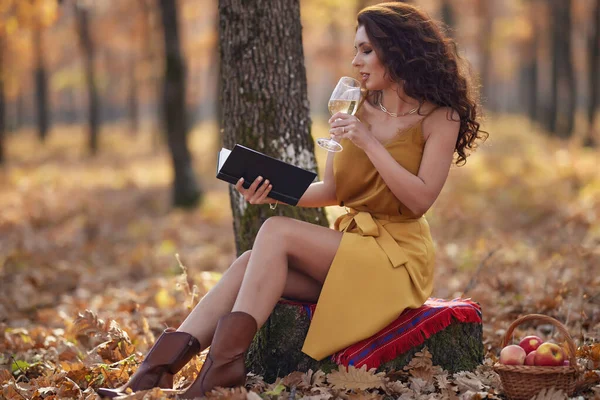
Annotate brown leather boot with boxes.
[97,328,201,398]
[180,312,257,399]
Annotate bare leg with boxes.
[232,216,342,327]
[178,248,324,346]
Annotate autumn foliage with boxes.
[0,115,599,399]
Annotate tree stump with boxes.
[246,301,483,383]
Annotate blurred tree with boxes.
[584,0,599,147]
[128,57,139,134]
[0,0,57,148]
[476,0,493,112]
[33,25,49,142]
[219,0,329,254]
[440,0,455,36]
[158,0,202,208]
[0,37,4,165]
[548,0,575,138]
[140,0,164,150]
[516,0,539,123]
[73,1,100,154]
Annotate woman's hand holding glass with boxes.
[316,76,362,152]
[328,112,374,151]
[234,176,274,205]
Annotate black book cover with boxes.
[216,144,317,206]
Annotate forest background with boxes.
[0,0,599,399]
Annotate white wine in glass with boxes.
[317,76,362,152]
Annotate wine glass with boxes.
[316,76,362,152]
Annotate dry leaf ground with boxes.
[1,115,599,399]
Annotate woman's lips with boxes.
[360,73,370,82]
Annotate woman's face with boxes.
[352,25,391,91]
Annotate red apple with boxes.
[499,344,526,365]
[525,350,537,365]
[519,335,543,354]
[534,342,564,366]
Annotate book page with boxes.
[218,148,231,172]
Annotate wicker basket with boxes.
[493,314,580,400]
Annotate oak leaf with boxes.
[453,371,485,394]
[529,387,567,400]
[386,379,412,395]
[0,368,13,384]
[346,389,385,399]
[326,365,387,392]
[245,372,267,392]
[409,377,435,394]
[282,370,305,387]
[404,347,436,381]
[299,369,326,389]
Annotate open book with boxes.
[216,144,317,206]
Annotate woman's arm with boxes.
[296,150,338,208]
[363,108,460,216]
[234,150,338,208]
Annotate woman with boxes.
[98,2,486,398]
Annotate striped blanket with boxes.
[282,297,482,370]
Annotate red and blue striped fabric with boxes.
[281,297,482,370]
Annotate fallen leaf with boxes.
[326,365,387,392]
[529,387,567,400]
[453,371,485,394]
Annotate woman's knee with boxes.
[257,216,291,242]
[228,250,251,274]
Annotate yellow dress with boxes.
[301,107,437,361]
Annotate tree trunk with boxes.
[247,302,483,382]
[527,1,539,124]
[218,0,329,255]
[74,3,100,155]
[476,0,493,112]
[66,88,77,124]
[33,27,50,143]
[140,0,163,151]
[16,89,25,130]
[129,57,139,135]
[0,39,5,165]
[584,0,599,147]
[562,0,576,137]
[548,2,560,134]
[440,0,455,35]
[158,0,202,208]
[548,0,575,137]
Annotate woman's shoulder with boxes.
[422,105,460,141]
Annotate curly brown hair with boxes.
[357,2,487,166]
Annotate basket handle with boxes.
[502,313,577,367]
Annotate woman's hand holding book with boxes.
[235,176,277,206]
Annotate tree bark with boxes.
[476,0,493,112]
[16,89,25,130]
[247,302,483,382]
[129,57,139,135]
[74,3,100,155]
[584,0,599,147]
[562,0,576,137]
[527,1,539,123]
[140,0,163,150]
[33,27,50,143]
[440,0,456,36]
[0,38,5,165]
[218,0,329,255]
[158,0,202,208]
[548,0,575,137]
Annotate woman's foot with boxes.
[97,328,201,398]
[179,312,257,398]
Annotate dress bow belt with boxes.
[335,211,409,269]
